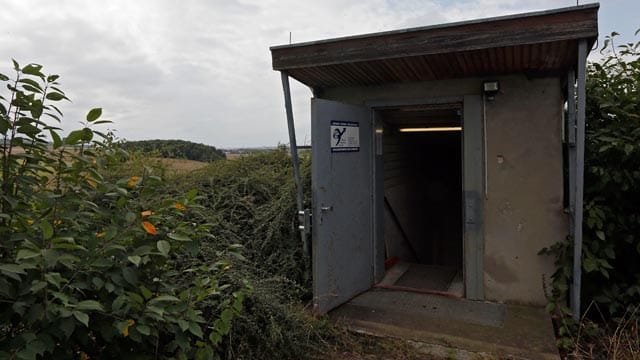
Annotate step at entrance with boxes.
[331,289,560,359]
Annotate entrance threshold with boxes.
[330,289,560,359]
[376,261,463,299]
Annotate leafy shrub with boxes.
[541,30,640,352]
[581,31,640,317]
[0,61,249,359]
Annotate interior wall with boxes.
[319,74,567,305]
[382,125,418,263]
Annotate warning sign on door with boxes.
[330,121,359,152]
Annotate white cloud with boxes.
[0,0,627,147]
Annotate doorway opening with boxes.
[376,104,464,297]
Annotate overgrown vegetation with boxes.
[121,139,226,162]
[120,144,420,359]
[0,61,249,359]
[8,30,638,360]
[542,31,640,358]
[0,60,412,360]
[171,149,326,359]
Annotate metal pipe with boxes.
[572,39,588,321]
[280,71,307,255]
[567,69,578,316]
[482,94,488,199]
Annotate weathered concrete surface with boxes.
[321,74,566,305]
[331,289,560,360]
[483,76,566,305]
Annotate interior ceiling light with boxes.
[399,126,462,132]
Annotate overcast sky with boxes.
[1,0,637,148]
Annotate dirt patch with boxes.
[325,332,436,360]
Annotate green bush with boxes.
[0,61,249,359]
[581,31,640,317]
[541,30,640,351]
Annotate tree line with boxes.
[121,139,226,162]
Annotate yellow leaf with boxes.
[54,219,62,225]
[122,319,135,337]
[140,210,154,217]
[223,264,232,271]
[86,179,97,188]
[27,219,34,225]
[142,221,157,235]
[173,203,186,211]
[96,232,106,238]
[128,176,140,187]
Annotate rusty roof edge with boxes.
[269,3,600,51]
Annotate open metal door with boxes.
[311,98,373,315]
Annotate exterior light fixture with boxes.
[399,126,462,132]
[483,80,500,100]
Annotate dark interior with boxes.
[380,105,463,290]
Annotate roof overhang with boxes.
[270,4,599,88]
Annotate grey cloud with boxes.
[0,0,627,147]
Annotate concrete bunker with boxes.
[271,4,598,358]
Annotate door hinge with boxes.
[298,209,312,255]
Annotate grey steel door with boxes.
[311,98,373,314]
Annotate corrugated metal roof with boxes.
[270,4,599,88]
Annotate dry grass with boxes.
[565,304,640,359]
[322,330,435,360]
[224,153,245,160]
[7,146,25,154]
[152,157,209,173]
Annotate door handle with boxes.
[319,205,332,225]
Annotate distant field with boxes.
[152,157,209,173]
[5,146,25,154]
[225,153,245,160]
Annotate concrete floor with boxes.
[378,262,464,297]
[331,289,560,360]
